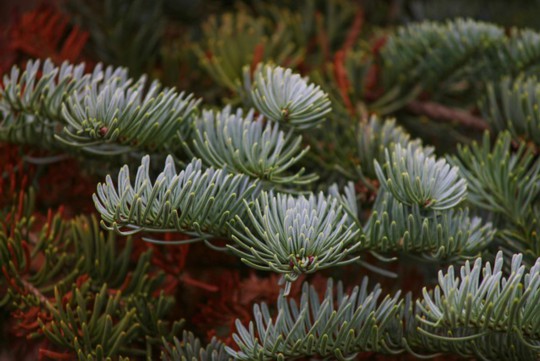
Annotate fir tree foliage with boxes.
[247,64,332,129]
[363,191,494,260]
[161,331,231,361]
[374,143,467,211]
[59,75,200,154]
[451,132,540,262]
[94,156,260,240]
[194,12,303,92]
[229,191,361,282]
[6,3,540,359]
[483,76,540,144]
[417,251,540,348]
[0,190,182,359]
[0,59,125,148]
[0,58,200,155]
[186,106,316,185]
[356,116,423,179]
[227,278,404,361]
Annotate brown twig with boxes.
[407,100,489,131]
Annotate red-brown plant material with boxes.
[7,3,89,66]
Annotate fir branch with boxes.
[374,19,504,113]
[451,132,540,224]
[403,295,539,360]
[194,11,303,92]
[161,331,231,361]
[229,190,361,282]
[0,59,92,148]
[356,116,423,179]
[417,252,540,348]
[482,76,540,144]
[185,106,316,185]
[247,64,332,130]
[94,156,260,240]
[58,75,200,154]
[63,0,165,76]
[375,143,467,210]
[407,100,489,131]
[363,190,494,260]
[1,195,183,358]
[227,278,404,360]
[0,59,200,155]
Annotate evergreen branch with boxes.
[1,191,183,358]
[363,191,494,260]
[0,59,200,155]
[229,190,361,282]
[451,132,540,224]
[375,19,504,112]
[58,75,200,154]
[41,281,140,359]
[416,251,540,348]
[0,59,78,119]
[407,100,489,131]
[356,116,423,179]
[404,295,539,360]
[312,48,372,119]
[380,19,503,89]
[482,76,540,144]
[375,143,467,210]
[161,331,231,361]
[94,156,260,239]
[194,12,303,91]
[247,64,332,130]
[450,131,540,263]
[496,28,540,77]
[62,0,166,76]
[186,106,316,185]
[0,59,126,148]
[227,278,404,360]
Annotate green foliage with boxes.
[185,106,316,185]
[371,19,540,116]
[0,59,124,148]
[64,0,166,75]
[356,116,423,179]
[363,191,494,260]
[451,132,540,261]
[227,278,403,361]
[375,143,467,210]
[42,282,140,359]
[161,331,231,361]
[229,191,360,282]
[374,19,504,112]
[94,156,260,240]
[0,192,183,359]
[59,74,200,155]
[194,11,303,91]
[483,76,540,144]
[417,252,540,350]
[403,297,538,360]
[246,64,332,130]
[6,3,540,359]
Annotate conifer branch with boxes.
[94,156,260,239]
[161,331,231,361]
[363,191,494,260]
[247,64,332,130]
[185,106,316,185]
[482,76,540,144]
[375,143,467,211]
[229,191,361,282]
[407,100,489,131]
[227,278,404,360]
